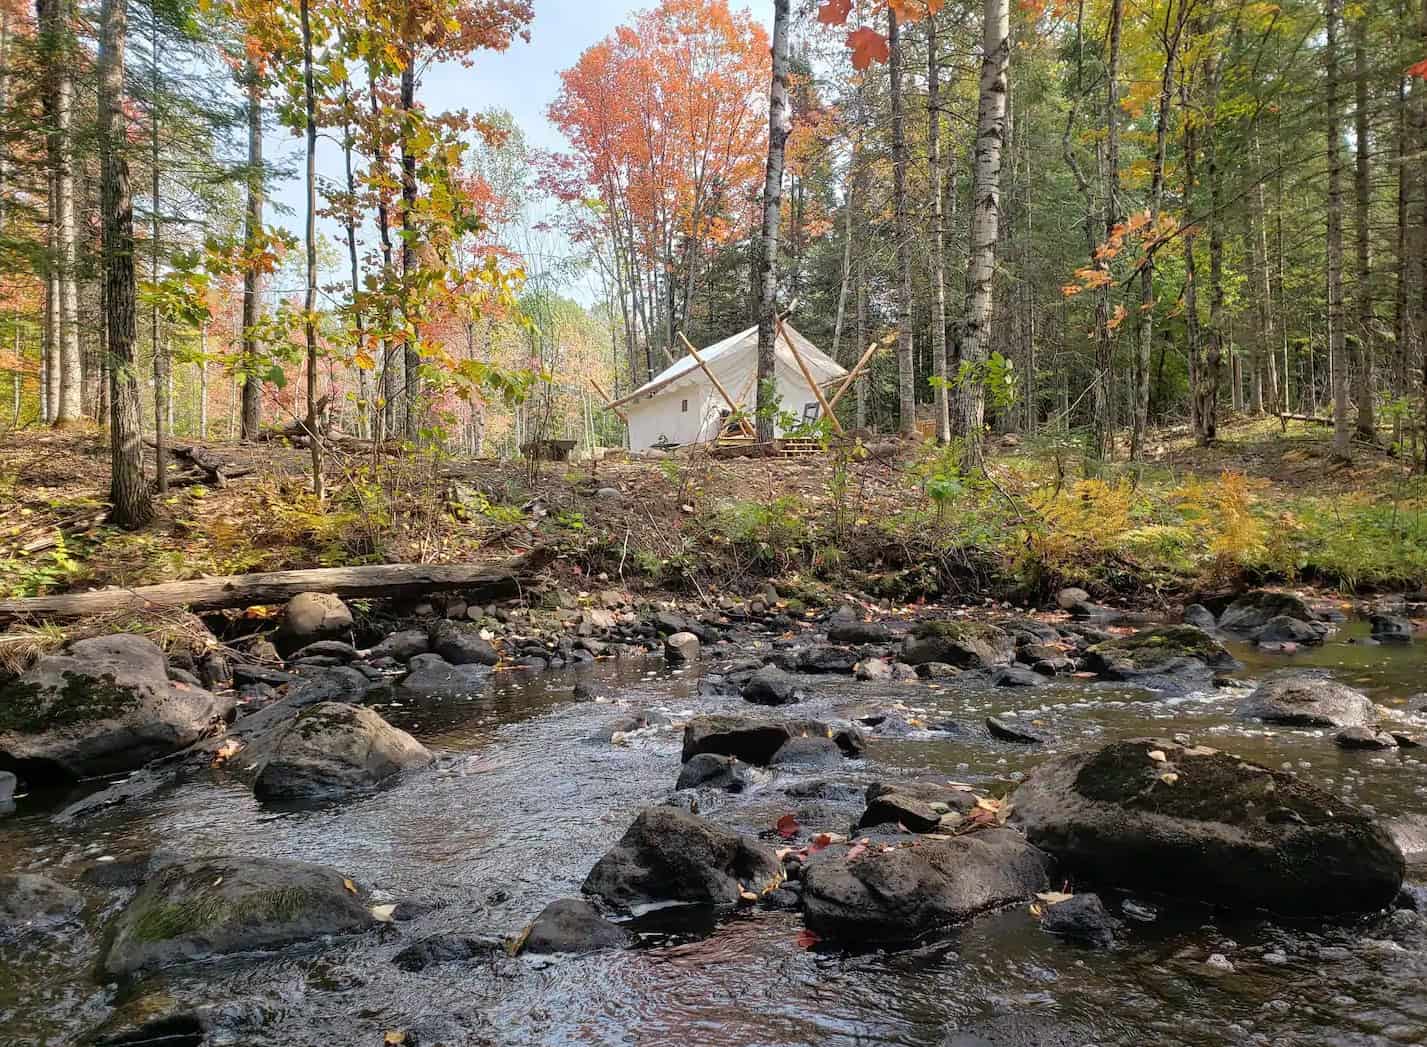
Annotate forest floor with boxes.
[2,416,1424,617]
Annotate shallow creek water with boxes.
[6,620,1427,1046]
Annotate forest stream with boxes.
[5,618,1427,1047]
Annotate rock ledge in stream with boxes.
[103,857,376,976]
[1010,738,1404,916]
[681,715,865,766]
[1081,625,1238,692]
[802,828,1052,942]
[1217,590,1317,637]
[1235,672,1375,728]
[252,702,432,801]
[0,634,233,780]
[581,806,782,911]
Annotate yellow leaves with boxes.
[353,351,376,371]
[1107,304,1128,332]
[343,878,357,894]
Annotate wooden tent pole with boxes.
[827,340,881,410]
[588,377,628,423]
[676,331,743,416]
[777,317,844,434]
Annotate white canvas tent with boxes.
[608,323,848,451]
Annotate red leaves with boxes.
[796,928,822,949]
[1409,56,1427,81]
[776,814,801,839]
[847,26,889,70]
[816,0,853,25]
[845,840,868,861]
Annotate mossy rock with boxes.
[1012,738,1404,916]
[103,857,376,977]
[901,621,1014,669]
[1085,625,1235,672]
[0,635,233,780]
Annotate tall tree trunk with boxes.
[240,63,263,440]
[1352,11,1374,440]
[150,12,167,493]
[955,0,1010,444]
[927,11,950,444]
[1394,73,1410,437]
[198,325,207,437]
[855,254,867,429]
[49,0,81,426]
[1417,0,1427,470]
[300,0,322,499]
[1202,57,1224,445]
[890,8,915,437]
[1251,128,1279,414]
[754,0,789,443]
[399,63,420,440]
[368,78,401,440]
[1130,2,1182,458]
[340,83,368,439]
[1325,0,1350,460]
[98,0,152,527]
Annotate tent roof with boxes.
[608,322,847,409]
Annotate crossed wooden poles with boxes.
[588,320,885,440]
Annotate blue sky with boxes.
[267,0,776,303]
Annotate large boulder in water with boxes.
[581,806,783,912]
[1010,738,1404,916]
[1235,672,1375,727]
[900,622,1014,669]
[252,702,432,801]
[801,828,1053,942]
[1081,625,1238,692]
[428,621,499,666]
[0,635,234,780]
[103,856,376,976]
[398,653,492,698]
[1218,590,1317,637]
[681,714,865,766]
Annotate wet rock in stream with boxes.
[103,856,377,977]
[251,701,433,801]
[0,634,235,780]
[397,653,493,698]
[1010,738,1405,915]
[801,828,1053,942]
[0,872,84,936]
[581,806,783,911]
[516,898,630,955]
[741,664,800,705]
[1217,590,1319,637]
[857,781,978,833]
[391,933,505,972]
[1236,671,1376,727]
[900,622,1014,670]
[681,714,865,766]
[1080,625,1238,693]
[1039,892,1116,947]
[675,752,748,792]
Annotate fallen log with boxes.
[145,440,254,487]
[0,549,552,623]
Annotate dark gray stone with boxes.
[828,619,894,644]
[0,872,83,935]
[802,828,1053,942]
[368,629,431,662]
[1040,892,1115,947]
[681,715,865,766]
[986,716,1047,744]
[769,735,844,770]
[742,664,800,705]
[1183,604,1217,631]
[518,898,630,954]
[1218,590,1317,637]
[675,752,748,792]
[392,933,503,971]
[991,665,1045,688]
[288,640,360,663]
[581,806,783,911]
[398,653,492,698]
[901,622,1014,669]
[1254,616,1325,646]
[1371,614,1414,644]
[429,621,499,666]
[278,592,353,650]
[1081,625,1239,693]
[1336,726,1399,751]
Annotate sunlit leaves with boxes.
[847,26,889,69]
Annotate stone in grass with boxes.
[103,857,376,976]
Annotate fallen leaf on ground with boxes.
[776,814,800,839]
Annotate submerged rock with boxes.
[1236,673,1375,728]
[397,653,492,698]
[1335,726,1399,751]
[0,634,233,780]
[801,828,1052,942]
[1254,615,1326,647]
[1040,892,1115,947]
[1370,614,1413,644]
[986,716,1047,744]
[103,857,376,976]
[252,702,432,801]
[517,898,630,955]
[1082,625,1238,692]
[681,715,865,766]
[1010,738,1404,915]
[391,933,504,972]
[0,872,83,936]
[900,622,1014,669]
[581,806,782,912]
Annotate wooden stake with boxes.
[589,377,628,423]
[828,339,881,410]
[677,331,743,416]
[777,317,844,434]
